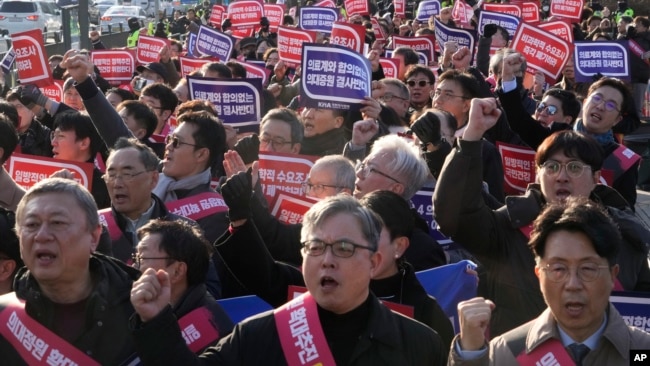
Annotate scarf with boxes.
[573,119,615,145]
[152,168,212,202]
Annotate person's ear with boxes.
[534,265,541,279]
[290,142,301,154]
[169,261,187,284]
[0,258,16,282]
[79,137,91,151]
[369,251,383,277]
[389,182,405,196]
[90,224,102,253]
[592,169,601,185]
[394,236,410,259]
[134,127,147,140]
[333,115,344,129]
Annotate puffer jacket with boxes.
[0,253,140,365]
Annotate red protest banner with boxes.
[179,56,213,77]
[392,35,436,64]
[370,18,386,42]
[228,0,264,27]
[520,2,540,23]
[11,29,52,87]
[40,80,63,103]
[379,58,400,79]
[511,23,571,84]
[538,20,574,43]
[91,49,136,85]
[231,26,255,40]
[6,153,95,191]
[269,191,317,224]
[264,4,284,32]
[209,5,227,28]
[549,0,584,22]
[330,21,366,53]
[136,35,170,65]
[496,142,536,195]
[208,5,226,29]
[277,26,317,67]
[394,0,405,16]
[313,0,336,7]
[344,0,369,16]
[241,61,271,85]
[483,3,521,17]
[258,151,318,205]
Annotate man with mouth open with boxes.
[434,98,650,337]
[130,195,445,365]
[449,197,650,365]
[0,178,141,365]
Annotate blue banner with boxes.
[477,10,520,38]
[574,40,630,82]
[300,43,371,111]
[217,295,273,324]
[187,33,197,57]
[416,0,441,21]
[610,292,650,333]
[416,260,478,333]
[299,6,338,34]
[186,76,262,134]
[196,25,235,61]
[434,18,476,61]
[1,47,14,74]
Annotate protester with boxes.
[134,219,234,351]
[434,98,650,336]
[131,194,446,365]
[0,207,20,295]
[0,178,140,364]
[449,197,650,365]
[139,83,179,137]
[5,88,53,157]
[404,65,436,114]
[626,16,650,120]
[106,87,136,109]
[299,107,348,156]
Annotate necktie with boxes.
[568,343,590,366]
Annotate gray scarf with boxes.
[152,168,212,202]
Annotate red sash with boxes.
[516,337,575,366]
[149,123,174,144]
[629,39,650,65]
[177,307,220,353]
[601,145,641,186]
[0,293,101,366]
[274,292,337,366]
[167,192,228,221]
[98,207,121,241]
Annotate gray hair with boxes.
[380,78,410,100]
[16,178,99,232]
[311,155,356,192]
[111,137,160,171]
[369,135,428,200]
[301,195,382,252]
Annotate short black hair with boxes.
[0,115,18,164]
[529,196,620,266]
[137,219,211,287]
[0,101,19,128]
[117,100,158,139]
[141,83,179,114]
[177,111,227,175]
[535,130,604,172]
[53,111,104,157]
[544,89,581,122]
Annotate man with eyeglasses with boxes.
[376,78,411,127]
[131,194,445,365]
[434,98,650,337]
[496,53,580,149]
[450,197,650,365]
[404,65,436,115]
[258,108,303,155]
[132,219,234,353]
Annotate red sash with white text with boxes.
[166,192,228,221]
[274,292,336,366]
[0,293,101,366]
[516,337,575,366]
[98,207,121,241]
[177,307,220,353]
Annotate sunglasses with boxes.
[406,80,431,88]
[165,135,200,149]
[536,102,559,116]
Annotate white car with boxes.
[0,1,63,42]
[100,5,146,33]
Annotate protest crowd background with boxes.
[1,0,650,364]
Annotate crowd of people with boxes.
[0,0,650,364]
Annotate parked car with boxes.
[94,0,121,20]
[100,5,145,33]
[0,1,63,42]
[56,0,100,25]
